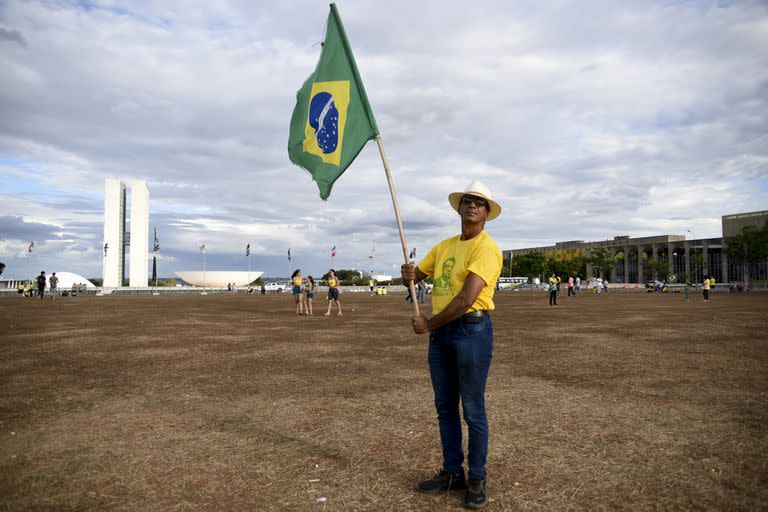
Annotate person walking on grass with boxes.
[35,271,46,300]
[401,179,502,509]
[548,273,558,307]
[305,275,316,316]
[324,269,342,316]
[703,274,710,302]
[291,269,305,315]
[567,275,575,297]
[49,272,58,300]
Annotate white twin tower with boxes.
[102,179,149,288]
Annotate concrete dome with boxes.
[48,272,96,290]
[174,271,263,287]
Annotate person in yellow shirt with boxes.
[548,273,559,306]
[291,269,305,315]
[703,274,710,302]
[709,276,716,294]
[401,179,502,509]
[323,269,342,316]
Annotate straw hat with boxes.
[448,179,502,221]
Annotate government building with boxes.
[504,210,768,284]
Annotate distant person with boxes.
[603,278,609,294]
[575,275,583,296]
[305,275,315,316]
[227,282,232,292]
[548,273,558,306]
[567,275,575,297]
[0,262,5,275]
[71,283,78,297]
[260,284,266,295]
[684,281,691,302]
[49,272,59,300]
[417,280,427,304]
[291,269,305,315]
[703,275,710,302]
[324,269,342,316]
[556,275,562,296]
[369,278,375,295]
[709,276,716,293]
[36,271,46,299]
[17,282,24,297]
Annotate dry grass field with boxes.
[1,290,767,511]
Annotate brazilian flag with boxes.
[288,3,379,200]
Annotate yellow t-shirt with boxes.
[292,277,302,286]
[328,277,338,288]
[703,279,710,290]
[417,230,502,315]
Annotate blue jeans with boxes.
[428,312,493,480]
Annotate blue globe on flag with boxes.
[309,92,339,154]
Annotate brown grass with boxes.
[1,290,767,510]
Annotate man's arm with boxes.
[411,272,487,335]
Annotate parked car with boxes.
[264,282,286,292]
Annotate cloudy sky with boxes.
[1,0,767,281]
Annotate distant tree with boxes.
[510,252,547,281]
[646,260,670,281]
[90,278,103,287]
[589,248,617,279]
[726,222,768,290]
[251,276,264,286]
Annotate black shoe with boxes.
[465,478,488,509]
[417,470,467,494]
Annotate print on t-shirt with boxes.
[432,257,456,296]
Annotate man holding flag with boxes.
[401,180,502,509]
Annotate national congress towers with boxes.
[103,179,149,288]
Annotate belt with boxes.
[461,311,487,323]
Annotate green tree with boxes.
[589,247,617,279]
[510,252,547,281]
[646,260,670,281]
[726,222,768,290]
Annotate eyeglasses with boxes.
[461,196,488,208]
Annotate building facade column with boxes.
[623,246,630,284]
[684,243,690,281]
[702,240,710,276]
[667,243,674,278]
[722,245,729,283]
[636,245,644,284]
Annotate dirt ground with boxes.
[1,289,767,511]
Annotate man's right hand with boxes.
[401,263,415,284]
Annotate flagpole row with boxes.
[375,136,419,317]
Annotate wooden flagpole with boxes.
[375,136,420,317]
